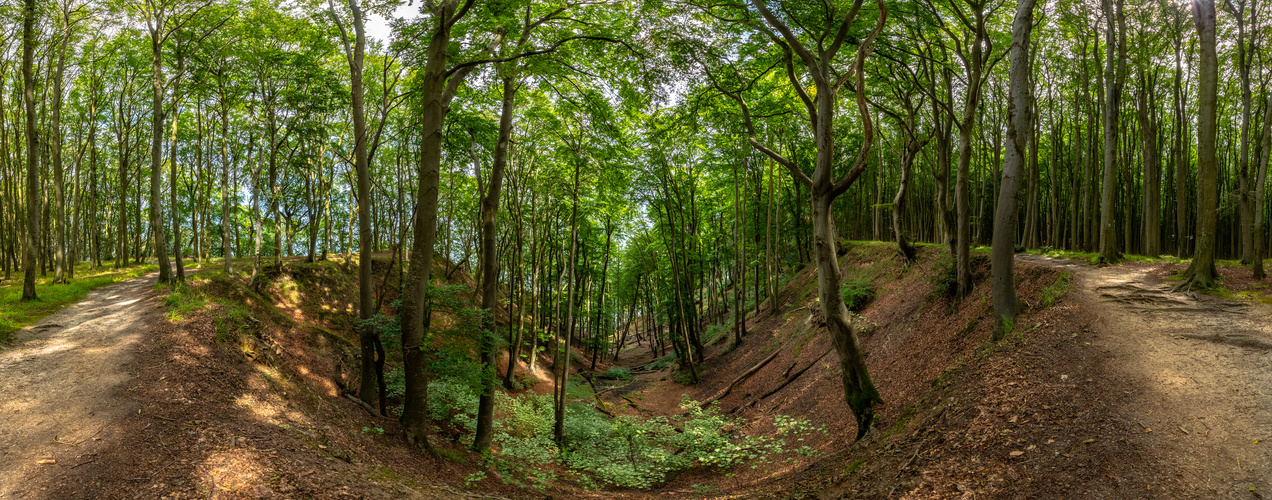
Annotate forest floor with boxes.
[0,272,164,498]
[1009,254,1272,498]
[2,253,1272,499]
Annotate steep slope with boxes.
[599,242,1079,497]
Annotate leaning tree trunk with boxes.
[991,0,1037,341]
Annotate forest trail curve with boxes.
[1019,254,1272,498]
[0,272,160,498]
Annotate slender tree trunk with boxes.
[51,11,72,285]
[220,87,234,273]
[328,0,377,407]
[732,157,746,344]
[171,45,186,284]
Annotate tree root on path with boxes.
[1175,333,1272,350]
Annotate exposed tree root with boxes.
[1175,333,1272,350]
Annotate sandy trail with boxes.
[1022,255,1272,498]
[0,273,160,498]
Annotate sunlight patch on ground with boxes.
[203,448,267,496]
[235,393,278,421]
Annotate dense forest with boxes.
[0,0,1267,491]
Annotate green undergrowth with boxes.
[601,367,633,380]
[428,369,826,491]
[1026,247,1179,265]
[1038,271,1073,309]
[0,263,159,342]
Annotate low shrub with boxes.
[928,257,958,298]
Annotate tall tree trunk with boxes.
[554,156,581,448]
[1254,94,1272,279]
[472,73,516,454]
[398,0,481,450]
[1179,0,1219,288]
[51,9,72,285]
[20,0,37,300]
[1138,71,1162,258]
[171,43,186,284]
[220,84,234,273]
[1097,0,1126,263]
[328,0,377,408]
[148,8,172,285]
[1227,0,1256,268]
[732,156,746,344]
[992,0,1037,341]
[1174,24,1190,257]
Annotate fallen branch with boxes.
[760,348,833,400]
[704,347,784,405]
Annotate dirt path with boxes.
[1022,255,1272,498]
[0,273,161,498]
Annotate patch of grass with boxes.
[1038,271,1073,309]
[0,263,159,342]
[163,285,208,321]
[434,447,466,463]
[840,277,875,312]
[701,323,729,347]
[644,352,676,371]
[214,300,254,344]
[1026,248,1178,265]
[565,376,594,400]
[601,367,632,380]
[844,458,868,474]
